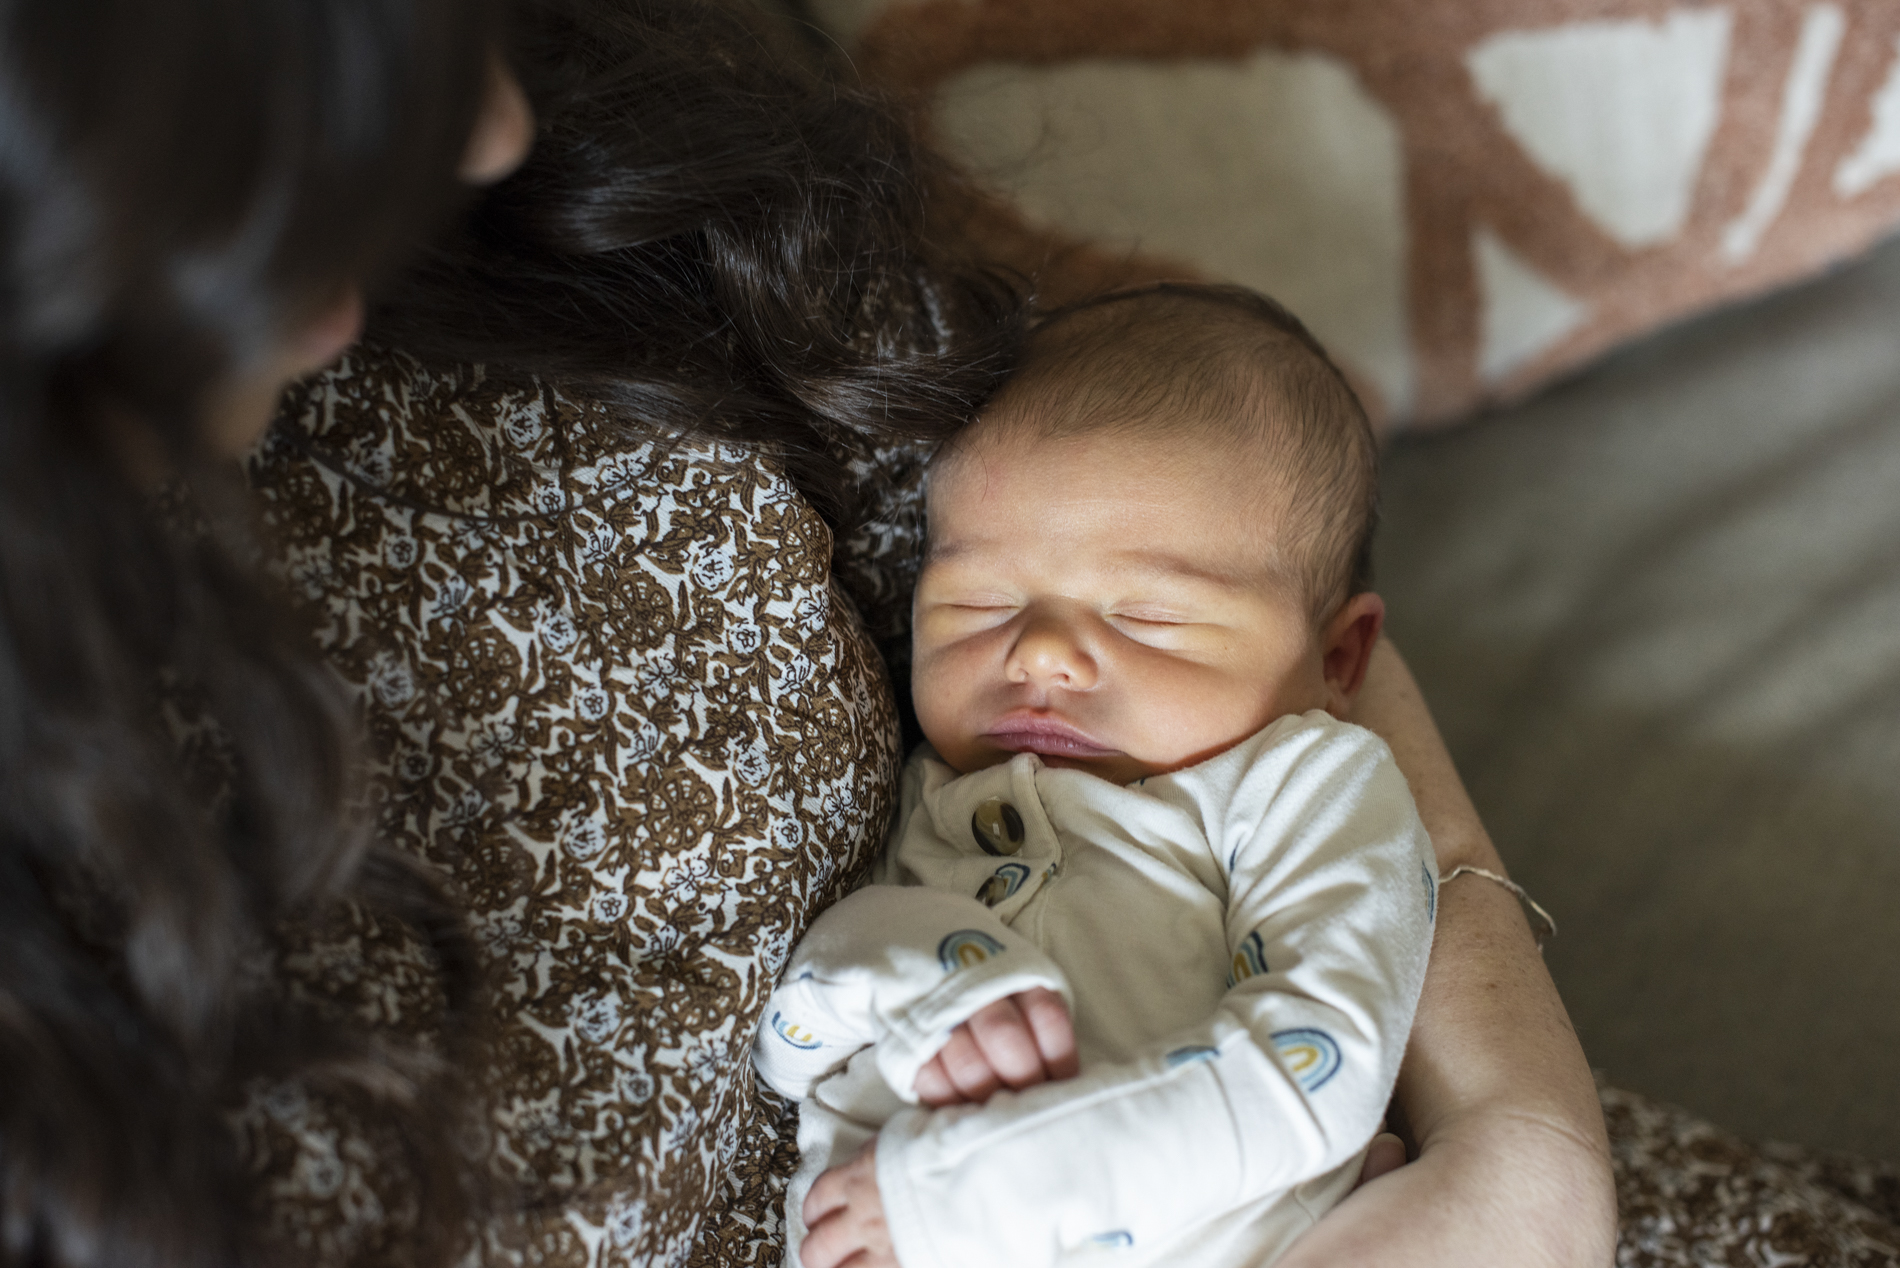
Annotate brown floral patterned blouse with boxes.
[247,345,925,1266]
[244,346,1900,1268]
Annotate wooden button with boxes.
[975,862,1031,907]
[971,798,1025,856]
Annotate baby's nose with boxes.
[1006,608,1099,689]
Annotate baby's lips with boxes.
[983,715,1118,759]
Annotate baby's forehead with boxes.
[928,420,1296,568]
[933,397,1287,497]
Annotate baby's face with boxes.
[913,422,1330,783]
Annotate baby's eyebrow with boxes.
[1107,549,1255,591]
[922,537,979,566]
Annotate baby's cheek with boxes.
[1144,671,1284,770]
[910,656,975,763]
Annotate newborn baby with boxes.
[754,284,1437,1268]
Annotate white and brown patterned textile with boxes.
[246,345,923,1266]
[1606,1086,1900,1267]
[807,0,1900,426]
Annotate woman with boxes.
[0,2,529,1264]
[249,0,1617,1264]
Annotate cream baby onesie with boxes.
[753,711,1437,1268]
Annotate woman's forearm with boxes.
[1337,641,1617,1264]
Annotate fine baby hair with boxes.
[972,282,1379,624]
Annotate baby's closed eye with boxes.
[1108,605,1188,625]
[928,593,1020,614]
[1107,607,1212,648]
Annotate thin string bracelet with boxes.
[1441,865,1557,949]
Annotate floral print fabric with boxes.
[248,346,920,1265]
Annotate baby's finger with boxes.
[912,1054,966,1107]
[1015,986,1079,1080]
[803,1165,850,1231]
[965,995,1049,1090]
[797,1209,859,1268]
[803,1144,890,1268]
[932,1024,1002,1103]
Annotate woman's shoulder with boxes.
[260,343,607,519]
[252,344,863,712]
[259,342,839,529]
[246,343,906,1260]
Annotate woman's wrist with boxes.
[1396,879,1600,1140]
[1377,870,1617,1267]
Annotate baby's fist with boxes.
[912,986,1078,1108]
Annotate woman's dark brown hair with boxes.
[0,2,498,1264]
[372,0,1025,529]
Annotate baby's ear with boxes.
[1321,592,1385,716]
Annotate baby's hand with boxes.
[804,1141,894,1268]
[911,986,1078,1107]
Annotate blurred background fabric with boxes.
[802,0,1900,426]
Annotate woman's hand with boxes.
[1282,641,1616,1267]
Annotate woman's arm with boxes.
[1278,640,1616,1267]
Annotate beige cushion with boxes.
[813,0,1900,426]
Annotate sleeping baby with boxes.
[753,283,1437,1268]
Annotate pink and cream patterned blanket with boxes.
[812,0,1900,425]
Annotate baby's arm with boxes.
[753,885,1073,1104]
[1201,720,1437,1179]
[798,985,1078,1268]
[861,722,1435,1268]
